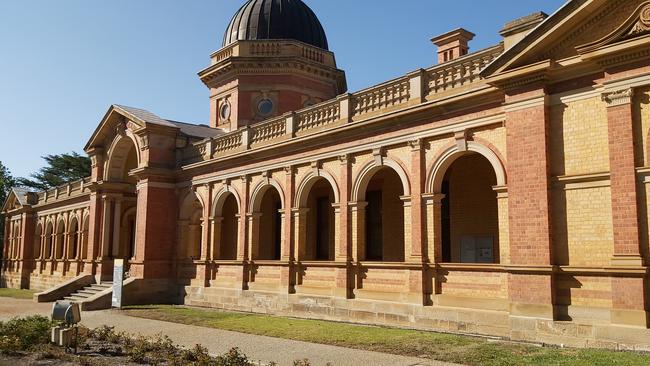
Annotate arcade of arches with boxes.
[4,0,650,349]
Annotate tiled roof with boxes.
[113,104,223,139]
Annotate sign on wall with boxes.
[460,236,494,263]
[112,259,124,309]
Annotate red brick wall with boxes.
[506,93,552,265]
[607,103,641,256]
[505,88,554,311]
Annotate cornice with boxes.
[199,56,346,88]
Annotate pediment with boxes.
[84,105,147,152]
[577,1,650,53]
[1,188,35,213]
[482,0,648,78]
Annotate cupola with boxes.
[199,0,347,130]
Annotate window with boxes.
[219,100,231,121]
[257,98,274,116]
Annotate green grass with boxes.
[122,305,650,366]
[0,288,35,300]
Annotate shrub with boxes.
[0,315,51,352]
[215,347,255,366]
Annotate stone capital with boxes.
[422,193,446,205]
[602,88,633,107]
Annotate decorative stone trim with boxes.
[601,88,633,107]
[630,3,650,36]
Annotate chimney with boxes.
[500,12,548,49]
[431,28,475,64]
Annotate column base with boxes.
[509,302,556,319]
[610,309,649,327]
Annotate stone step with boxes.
[89,284,112,290]
[75,289,101,296]
[63,296,89,302]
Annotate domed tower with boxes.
[199,0,347,130]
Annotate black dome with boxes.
[223,0,329,50]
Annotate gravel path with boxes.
[0,298,461,366]
[0,297,51,320]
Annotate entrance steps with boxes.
[63,282,113,303]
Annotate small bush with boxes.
[0,315,51,352]
[215,347,255,366]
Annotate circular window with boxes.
[257,98,274,116]
[219,101,231,121]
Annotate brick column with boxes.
[337,154,352,298]
[494,187,510,265]
[349,202,367,262]
[85,192,103,274]
[19,212,35,287]
[111,197,122,258]
[238,176,250,262]
[200,185,212,261]
[210,217,223,260]
[282,167,294,261]
[408,139,424,261]
[292,208,309,261]
[131,179,177,279]
[2,216,9,262]
[96,194,114,281]
[423,193,444,295]
[504,87,555,320]
[602,87,648,327]
[282,166,295,293]
[247,213,262,260]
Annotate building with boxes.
[3,0,650,349]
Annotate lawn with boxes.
[122,305,650,366]
[0,288,35,300]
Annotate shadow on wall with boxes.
[554,275,583,322]
[123,278,183,307]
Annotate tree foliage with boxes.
[0,161,16,258]
[16,152,91,191]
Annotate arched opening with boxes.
[33,224,42,259]
[257,186,283,260]
[440,153,499,263]
[68,219,79,259]
[104,134,139,265]
[44,222,54,259]
[219,193,239,260]
[120,209,137,259]
[179,192,204,260]
[363,167,405,262]
[303,178,335,261]
[12,222,20,259]
[54,220,65,260]
[106,135,139,184]
[81,216,89,260]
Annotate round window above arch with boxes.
[219,100,231,121]
[257,98,274,117]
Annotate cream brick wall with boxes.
[550,97,610,176]
[472,126,507,161]
[440,271,507,299]
[386,145,412,177]
[552,186,614,267]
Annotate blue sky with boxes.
[0,0,566,179]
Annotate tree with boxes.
[0,161,16,259]
[16,152,91,191]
